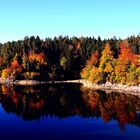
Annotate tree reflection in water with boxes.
[81,86,140,131]
[0,84,140,130]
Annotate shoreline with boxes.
[80,79,140,96]
[0,78,140,94]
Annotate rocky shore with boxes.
[80,79,140,96]
[0,78,140,95]
[0,78,46,86]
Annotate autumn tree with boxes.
[22,53,29,70]
[0,35,140,82]
[1,68,12,79]
[88,66,101,84]
[115,41,138,85]
[81,51,99,80]
[87,51,99,67]
[99,43,115,83]
[60,56,67,70]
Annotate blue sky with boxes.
[0,0,140,43]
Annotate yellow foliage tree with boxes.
[60,57,67,69]
[99,43,115,83]
[1,68,11,79]
[88,66,100,84]
[81,65,92,79]
[99,43,114,72]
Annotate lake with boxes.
[0,83,140,140]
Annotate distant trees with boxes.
[0,35,140,83]
[0,36,88,80]
[81,40,140,85]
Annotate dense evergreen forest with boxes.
[0,35,140,83]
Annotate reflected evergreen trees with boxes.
[0,84,140,129]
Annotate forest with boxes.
[0,35,140,85]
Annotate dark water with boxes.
[0,83,140,140]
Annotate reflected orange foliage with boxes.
[100,106,111,123]
[88,92,99,110]
[117,111,128,126]
[29,100,44,109]
[11,94,19,105]
[1,85,9,95]
[81,88,138,127]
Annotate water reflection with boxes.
[81,87,140,131]
[0,84,140,130]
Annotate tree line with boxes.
[0,35,140,81]
[81,41,140,85]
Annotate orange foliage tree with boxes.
[81,41,140,85]
[87,51,99,66]
[10,54,22,79]
[29,52,46,70]
[81,51,99,80]
[115,41,139,85]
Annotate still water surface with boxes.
[0,83,140,140]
